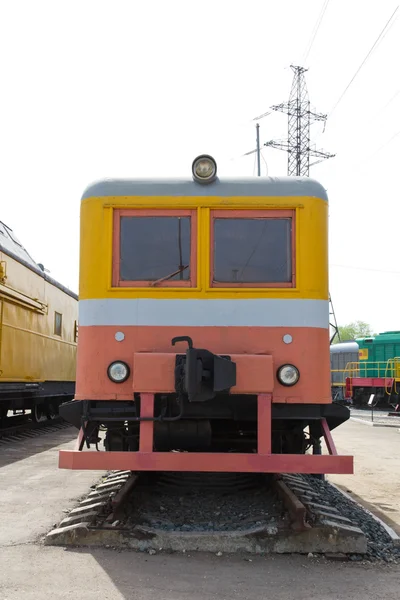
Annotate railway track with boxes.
[0,415,72,445]
[45,468,399,560]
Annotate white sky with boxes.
[0,0,399,334]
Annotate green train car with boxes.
[346,331,400,407]
[357,331,400,371]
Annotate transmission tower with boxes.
[264,65,335,176]
[262,65,339,347]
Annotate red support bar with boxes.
[75,427,85,451]
[139,393,154,453]
[59,446,353,474]
[321,418,337,456]
[59,393,354,476]
[351,377,393,388]
[257,393,272,454]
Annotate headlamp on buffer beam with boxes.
[107,361,130,383]
[277,364,300,387]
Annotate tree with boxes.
[332,321,375,344]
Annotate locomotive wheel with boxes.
[46,402,57,420]
[31,404,44,423]
[104,429,125,451]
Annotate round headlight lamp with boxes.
[107,361,130,383]
[277,364,300,387]
[192,154,217,183]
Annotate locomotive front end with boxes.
[59,156,353,475]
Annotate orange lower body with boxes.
[74,325,331,403]
[59,324,352,475]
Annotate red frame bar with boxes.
[59,449,352,474]
[59,394,353,475]
[321,418,337,455]
[350,377,393,388]
[257,393,272,454]
[75,426,85,451]
[139,393,154,452]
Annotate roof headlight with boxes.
[192,155,217,183]
[277,364,300,387]
[107,361,130,383]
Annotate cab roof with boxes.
[81,176,328,202]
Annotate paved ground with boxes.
[328,419,400,535]
[1,545,400,600]
[349,408,400,428]
[0,427,101,546]
[0,423,400,599]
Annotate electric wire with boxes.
[330,264,400,275]
[260,150,269,175]
[340,127,400,175]
[303,0,330,64]
[366,88,400,126]
[328,5,399,119]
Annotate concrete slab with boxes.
[45,470,367,556]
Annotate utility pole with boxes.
[256,123,261,176]
[264,65,335,176]
[243,122,263,176]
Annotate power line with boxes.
[315,96,400,175]
[367,87,400,125]
[328,6,399,119]
[260,150,269,175]
[330,263,400,275]
[346,127,400,174]
[303,0,330,64]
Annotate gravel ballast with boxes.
[125,473,284,533]
[305,476,400,563]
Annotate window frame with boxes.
[209,209,296,288]
[112,209,198,288]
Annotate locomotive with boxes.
[59,155,353,475]
[331,333,400,408]
[0,220,78,423]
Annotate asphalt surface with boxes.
[0,423,399,599]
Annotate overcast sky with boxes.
[0,0,399,334]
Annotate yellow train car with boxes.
[59,155,353,475]
[0,220,78,422]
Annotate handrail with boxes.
[334,358,400,397]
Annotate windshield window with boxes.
[120,216,191,282]
[213,217,292,284]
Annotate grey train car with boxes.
[330,341,359,402]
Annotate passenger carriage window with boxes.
[114,210,196,287]
[54,312,62,336]
[212,212,293,286]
